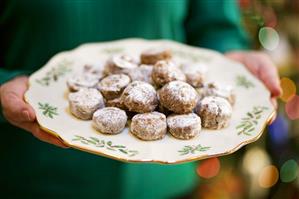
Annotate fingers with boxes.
[224,51,243,61]
[0,76,36,123]
[267,97,278,124]
[271,97,278,110]
[225,51,282,98]
[255,56,282,97]
[19,121,69,148]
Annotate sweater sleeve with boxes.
[185,0,250,53]
[0,68,31,85]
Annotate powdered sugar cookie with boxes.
[98,74,130,100]
[195,96,232,129]
[140,48,172,65]
[92,107,127,134]
[121,81,158,113]
[68,88,105,120]
[180,63,207,88]
[130,112,167,141]
[104,54,138,75]
[167,113,201,140]
[152,60,186,86]
[197,82,236,105]
[159,81,198,114]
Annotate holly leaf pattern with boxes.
[72,135,138,157]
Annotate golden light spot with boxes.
[258,165,279,188]
[280,77,296,102]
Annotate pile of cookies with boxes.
[67,49,235,141]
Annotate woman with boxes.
[0,1,281,198]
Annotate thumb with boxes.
[0,76,36,123]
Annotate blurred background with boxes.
[193,0,299,198]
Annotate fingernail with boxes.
[22,110,31,121]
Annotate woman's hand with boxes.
[0,76,68,148]
[225,51,282,123]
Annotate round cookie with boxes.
[67,73,99,92]
[82,64,104,77]
[167,113,201,140]
[92,107,127,134]
[130,112,167,141]
[152,60,186,87]
[121,81,158,113]
[104,54,138,75]
[105,97,126,109]
[98,74,131,100]
[195,96,232,129]
[159,81,198,113]
[197,82,236,105]
[68,88,105,120]
[140,48,172,65]
[126,64,153,84]
[180,63,207,88]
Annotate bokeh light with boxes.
[285,95,299,120]
[242,147,270,175]
[268,115,289,146]
[280,159,298,183]
[258,165,279,188]
[197,157,220,179]
[280,77,296,102]
[258,27,280,51]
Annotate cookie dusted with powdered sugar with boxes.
[98,74,131,100]
[130,112,167,141]
[92,107,127,134]
[104,54,138,75]
[197,82,236,106]
[195,96,232,129]
[126,64,153,84]
[105,97,126,109]
[121,81,158,113]
[167,113,201,140]
[67,73,99,92]
[152,60,186,87]
[180,63,207,88]
[158,81,198,114]
[140,48,172,65]
[68,88,105,120]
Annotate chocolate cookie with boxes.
[197,82,236,105]
[141,48,172,65]
[67,73,99,92]
[180,63,207,88]
[68,88,105,120]
[152,60,186,87]
[195,96,232,129]
[98,74,131,100]
[121,81,158,113]
[159,81,198,113]
[130,112,167,141]
[92,107,127,134]
[167,113,201,140]
[104,54,138,75]
[126,64,153,84]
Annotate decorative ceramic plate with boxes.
[25,39,275,164]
